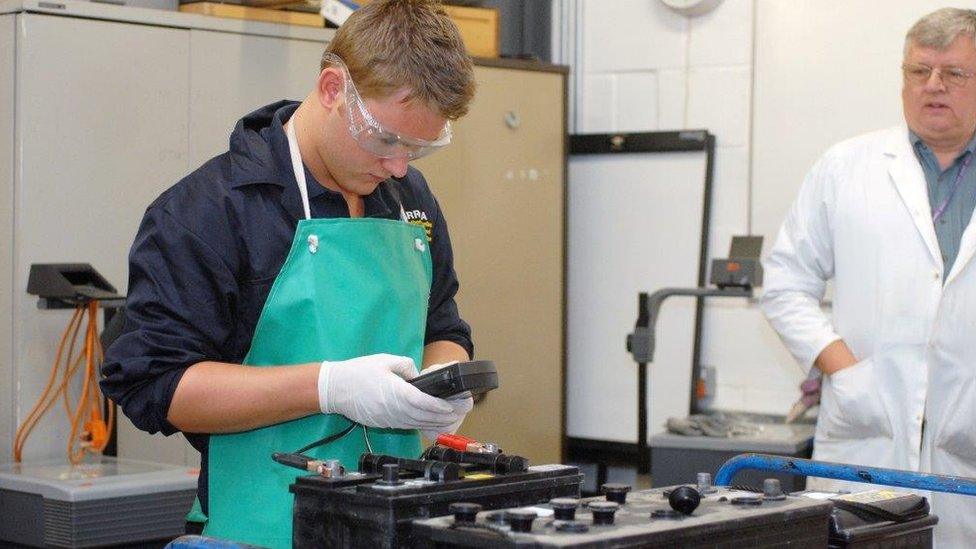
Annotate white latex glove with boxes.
[416,361,475,440]
[318,354,462,431]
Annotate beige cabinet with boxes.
[415,61,567,465]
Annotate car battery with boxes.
[412,481,940,549]
[410,482,834,548]
[290,452,582,549]
[801,489,938,548]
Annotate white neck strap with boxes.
[285,115,410,222]
[284,118,312,221]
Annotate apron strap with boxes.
[284,119,312,221]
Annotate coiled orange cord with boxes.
[13,301,115,464]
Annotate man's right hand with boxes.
[317,354,462,431]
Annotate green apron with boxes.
[198,120,432,548]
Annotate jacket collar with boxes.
[225,101,306,222]
[226,100,399,222]
[228,100,295,190]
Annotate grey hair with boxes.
[905,8,976,54]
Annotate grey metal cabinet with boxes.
[11,13,191,465]
[1,14,16,461]
[0,1,332,466]
[188,30,324,168]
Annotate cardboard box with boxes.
[357,1,499,58]
[442,5,499,58]
[179,2,324,27]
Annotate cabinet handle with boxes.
[504,111,521,130]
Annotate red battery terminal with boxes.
[436,433,499,454]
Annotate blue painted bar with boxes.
[164,535,266,549]
[715,453,976,497]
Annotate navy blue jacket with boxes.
[100,101,472,512]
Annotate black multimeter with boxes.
[408,360,498,399]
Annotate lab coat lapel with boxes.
[886,129,943,270]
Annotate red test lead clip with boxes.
[436,433,497,453]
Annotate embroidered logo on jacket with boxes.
[404,209,433,242]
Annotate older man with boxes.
[762,7,976,547]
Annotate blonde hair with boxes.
[323,0,476,120]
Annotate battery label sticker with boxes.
[800,492,836,500]
[465,473,494,480]
[529,465,573,472]
[833,490,905,503]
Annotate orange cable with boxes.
[13,307,82,462]
[14,300,114,463]
[14,307,87,462]
[68,301,98,464]
[94,336,114,453]
[59,309,86,417]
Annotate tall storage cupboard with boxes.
[0,0,333,465]
[415,60,567,465]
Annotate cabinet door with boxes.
[415,67,566,464]
[1,14,15,459]
[14,14,191,464]
[188,30,326,168]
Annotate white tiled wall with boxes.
[581,0,688,73]
[656,69,687,130]
[687,0,753,67]
[616,72,660,132]
[686,67,751,148]
[565,0,803,442]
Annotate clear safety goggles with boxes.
[323,53,452,161]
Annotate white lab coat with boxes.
[762,126,976,548]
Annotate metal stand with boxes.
[626,287,753,474]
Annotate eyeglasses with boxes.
[322,53,451,160]
[902,63,976,88]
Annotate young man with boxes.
[100,1,476,546]
[763,8,976,547]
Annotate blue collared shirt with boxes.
[910,130,976,274]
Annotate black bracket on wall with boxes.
[566,130,716,478]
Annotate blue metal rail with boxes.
[715,453,976,497]
[165,535,266,549]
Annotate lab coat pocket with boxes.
[935,377,976,459]
[819,358,893,440]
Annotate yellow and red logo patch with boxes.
[404,209,433,242]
